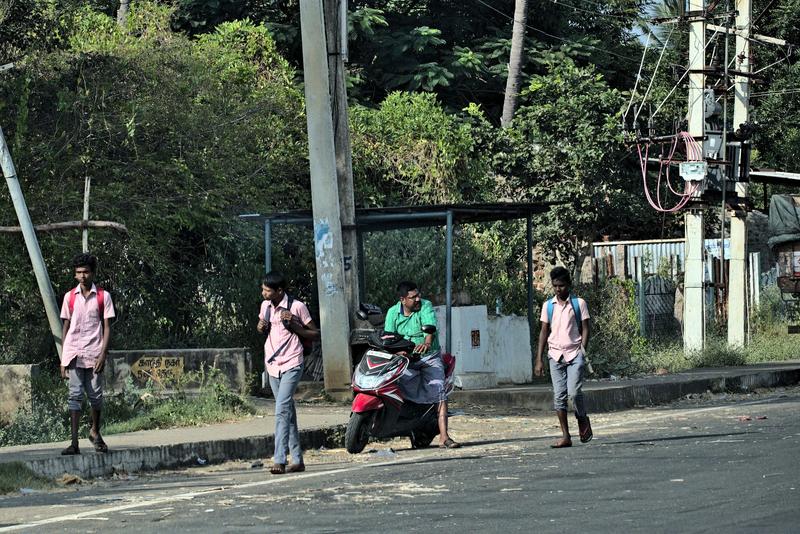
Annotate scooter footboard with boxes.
[352,393,384,413]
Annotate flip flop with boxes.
[61,444,80,455]
[550,437,573,448]
[269,463,286,475]
[89,433,109,453]
[286,462,306,473]
[439,438,461,449]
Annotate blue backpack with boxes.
[546,295,583,333]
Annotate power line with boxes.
[623,31,652,123]
[476,0,641,64]
[548,0,634,21]
[633,24,676,124]
[750,88,800,97]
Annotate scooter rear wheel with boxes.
[345,411,373,454]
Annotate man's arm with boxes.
[60,319,70,379]
[95,317,111,373]
[415,300,437,353]
[286,317,321,341]
[383,303,398,334]
[257,317,268,334]
[534,321,549,377]
[581,319,590,352]
[280,303,320,341]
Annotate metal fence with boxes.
[593,239,767,339]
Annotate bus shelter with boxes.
[239,202,556,358]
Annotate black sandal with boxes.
[439,438,462,449]
[61,444,80,455]
[269,463,286,475]
[286,462,305,473]
[89,433,109,453]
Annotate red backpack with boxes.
[68,287,106,319]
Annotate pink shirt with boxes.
[260,295,312,377]
[540,295,590,363]
[60,284,115,368]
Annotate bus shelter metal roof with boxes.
[239,202,556,359]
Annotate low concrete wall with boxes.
[0,364,39,423]
[434,306,533,386]
[106,348,252,393]
[487,315,533,384]
[24,425,345,480]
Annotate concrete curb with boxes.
[452,367,800,412]
[22,425,346,480]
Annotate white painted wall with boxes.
[435,305,533,385]
[434,305,490,373]
[487,314,533,384]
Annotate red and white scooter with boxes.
[345,327,455,453]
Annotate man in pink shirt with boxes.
[59,253,115,455]
[257,272,319,475]
[535,266,593,448]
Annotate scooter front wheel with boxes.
[345,411,373,454]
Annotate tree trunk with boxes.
[500,0,528,128]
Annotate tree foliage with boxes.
[468,60,660,267]
[0,3,308,362]
[351,91,491,206]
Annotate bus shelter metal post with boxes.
[527,216,535,376]
[357,229,366,303]
[445,210,453,354]
[264,218,272,274]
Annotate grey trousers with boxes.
[400,350,446,405]
[549,354,587,417]
[268,365,303,465]
[68,365,104,411]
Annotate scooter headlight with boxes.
[354,373,384,390]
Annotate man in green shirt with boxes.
[385,281,460,448]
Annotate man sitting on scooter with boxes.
[384,281,461,449]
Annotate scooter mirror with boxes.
[421,325,437,334]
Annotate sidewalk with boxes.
[452,361,800,411]
[0,403,351,480]
[2,361,799,480]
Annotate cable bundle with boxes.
[637,132,703,213]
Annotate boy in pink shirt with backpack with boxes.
[59,253,115,455]
[535,266,593,448]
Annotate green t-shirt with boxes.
[384,299,440,352]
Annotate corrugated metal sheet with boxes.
[593,238,731,281]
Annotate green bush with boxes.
[362,221,531,316]
[351,91,491,206]
[575,278,647,377]
[0,462,52,494]
[0,3,307,362]
[0,365,254,447]
[0,372,69,447]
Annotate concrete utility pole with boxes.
[0,126,63,357]
[684,0,706,352]
[299,0,353,400]
[322,0,362,315]
[727,0,751,347]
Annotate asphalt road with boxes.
[2,387,799,533]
